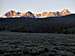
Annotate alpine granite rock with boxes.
[4,9,70,18]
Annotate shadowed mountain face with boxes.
[0,14,75,33]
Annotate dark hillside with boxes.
[0,14,75,33]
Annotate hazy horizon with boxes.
[0,0,75,16]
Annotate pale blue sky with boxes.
[0,0,75,15]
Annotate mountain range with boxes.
[1,9,70,18]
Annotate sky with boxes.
[0,0,75,15]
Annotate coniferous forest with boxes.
[0,14,75,34]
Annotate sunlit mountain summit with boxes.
[4,10,35,18]
[2,9,71,18]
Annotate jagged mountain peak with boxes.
[3,9,71,18]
